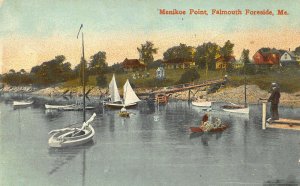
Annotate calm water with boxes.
[0,98,300,186]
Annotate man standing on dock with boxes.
[267,83,281,123]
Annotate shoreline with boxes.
[2,84,300,107]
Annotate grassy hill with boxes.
[62,68,300,93]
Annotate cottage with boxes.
[280,51,300,67]
[122,58,146,71]
[215,56,236,70]
[156,67,165,80]
[163,58,195,69]
[252,49,280,65]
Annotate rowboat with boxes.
[13,100,34,106]
[191,100,212,107]
[190,124,228,133]
[222,104,249,114]
[45,104,75,109]
[48,113,96,148]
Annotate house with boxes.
[122,58,146,71]
[280,51,300,67]
[215,56,236,70]
[156,67,165,80]
[162,58,195,69]
[252,48,280,65]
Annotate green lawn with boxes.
[62,68,300,93]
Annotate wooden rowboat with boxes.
[190,124,228,133]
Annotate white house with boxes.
[156,67,165,80]
[280,51,300,67]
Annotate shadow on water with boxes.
[263,175,299,186]
[47,140,94,176]
[189,131,225,146]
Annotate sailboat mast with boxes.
[82,32,86,122]
[77,24,86,122]
[244,60,247,107]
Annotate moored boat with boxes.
[13,100,34,106]
[190,124,228,133]
[192,100,212,107]
[48,113,96,148]
[45,104,76,109]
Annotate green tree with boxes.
[194,42,220,73]
[220,40,234,59]
[163,43,195,61]
[294,46,300,55]
[89,51,107,75]
[137,41,158,66]
[241,49,255,74]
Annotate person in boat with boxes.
[267,83,281,123]
[120,106,128,116]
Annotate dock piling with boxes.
[262,101,267,130]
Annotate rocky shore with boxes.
[2,84,300,107]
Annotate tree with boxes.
[163,43,195,61]
[194,42,220,73]
[295,46,300,55]
[241,49,255,74]
[220,40,234,59]
[137,41,158,66]
[89,51,107,75]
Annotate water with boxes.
[0,98,300,186]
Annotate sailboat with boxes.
[48,24,96,148]
[222,63,249,114]
[104,75,140,108]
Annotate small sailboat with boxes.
[104,76,140,108]
[48,24,96,148]
[48,113,96,148]
[222,64,249,114]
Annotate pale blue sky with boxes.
[1,0,300,72]
[1,0,299,37]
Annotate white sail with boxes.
[109,74,121,103]
[123,79,140,106]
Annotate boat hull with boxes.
[48,125,95,148]
[190,125,228,133]
[223,107,249,114]
[45,104,75,109]
[192,101,212,107]
[104,102,137,109]
[13,101,33,106]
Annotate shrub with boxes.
[177,68,200,84]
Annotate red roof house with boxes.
[253,49,280,65]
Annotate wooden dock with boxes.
[267,118,300,131]
[151,79,225,94]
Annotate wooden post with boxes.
[262,101,267,130]
[188,89,191,102]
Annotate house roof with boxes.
[163,58,192,64]
[216,56,236,62]
[257,48,280,57]
[122,58,145,68]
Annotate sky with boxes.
[1,0,300,73]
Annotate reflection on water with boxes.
[0,98,300,186]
